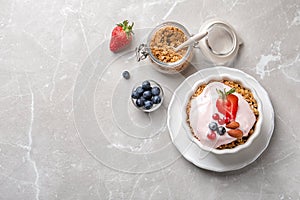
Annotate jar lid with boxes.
[198,19,242,65]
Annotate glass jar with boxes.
[197,18,242,65]
[136,21,194,74]
[131,80,164,113]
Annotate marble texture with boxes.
[0,0,300,199]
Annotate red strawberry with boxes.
[216,88,239,121]
[109,20,134,53]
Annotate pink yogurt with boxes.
[189,82,256,149]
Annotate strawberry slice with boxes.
[109,20,134,53]
[216,88,238,121]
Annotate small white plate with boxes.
[167,66,274,172]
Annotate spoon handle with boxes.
[174,31,208,52]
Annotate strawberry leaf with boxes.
[116,20,134,38]
[226,88,235,95]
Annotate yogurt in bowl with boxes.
[183,74,263,155]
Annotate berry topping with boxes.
[212,113,220,120]
[216,88,239,121]
[224,116,231,124]
[207,131,216,140]
[217,126,226,135]
[218,118,225,125]
[208,122,218,131]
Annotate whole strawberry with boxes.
[216,88,238,121]
[109,20,134,53]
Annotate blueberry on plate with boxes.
[135,98,145,107]
[144,100,153,110]
[142,80,151,90]
[152,95,161,104]
[151,86,160,96]
[131,91,140,99]
[142,90,152,99]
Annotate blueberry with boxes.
[122,71,130,79]
[131,91,140,99]
[217,126,226,135]
[135,86,144,96]
[144,100,153,110]
[142,80,151,90]
[152,95,161,104]
[208,122,218,131]
[151,86,160,96]
[139,96,146,102]
[135,98,145,107]
[143,90,152,99]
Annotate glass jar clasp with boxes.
[135,44,149,62]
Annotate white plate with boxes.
[167,66,274,172]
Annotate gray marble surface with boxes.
[0,0,300,199]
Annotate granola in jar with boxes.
[150,26,188,63]
[136,21,193,74]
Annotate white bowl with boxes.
[182,72,263,155]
